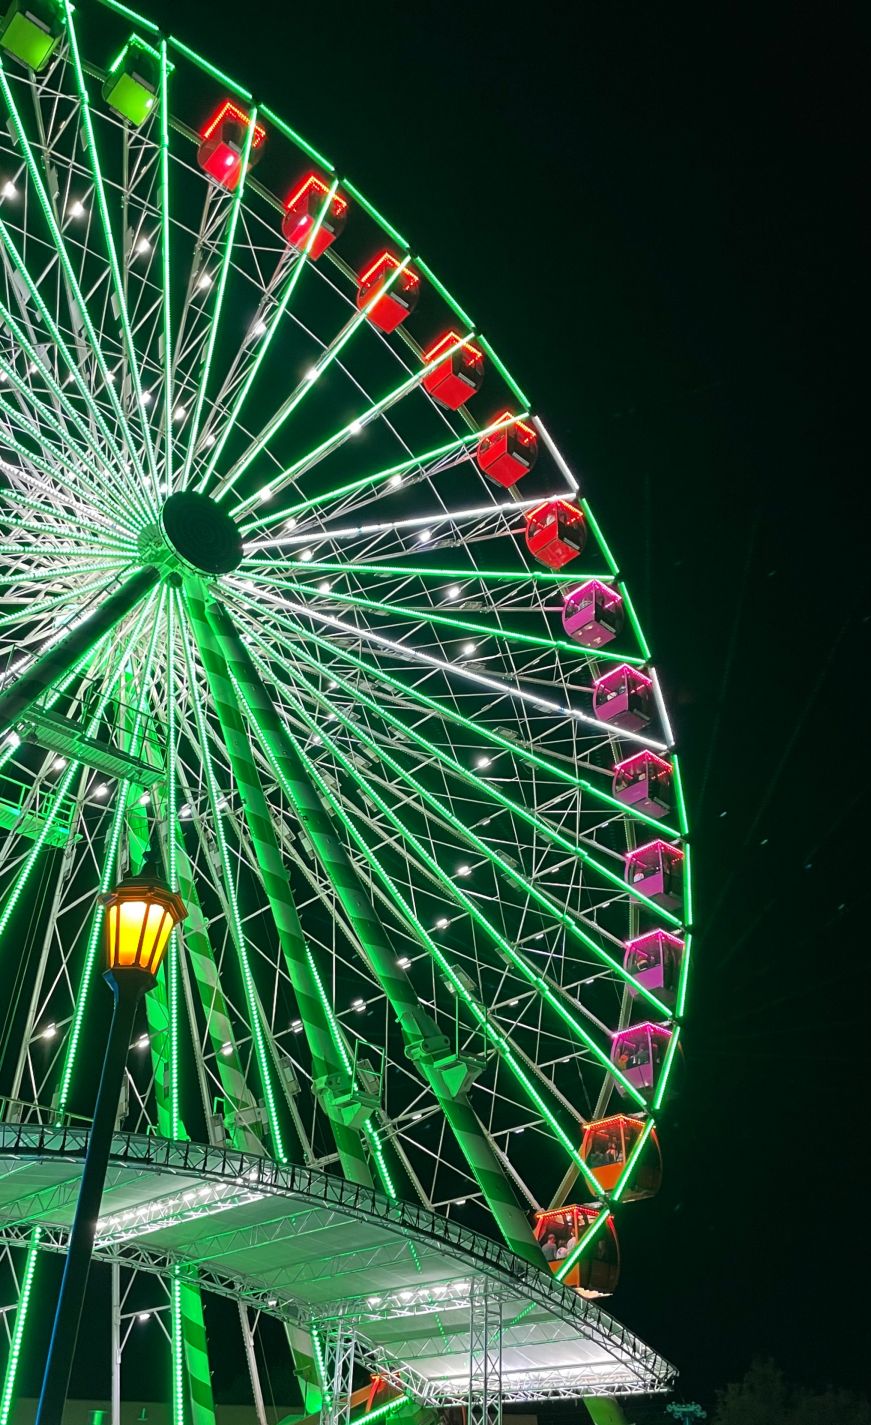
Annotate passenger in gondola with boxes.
[541,1232,559,1262]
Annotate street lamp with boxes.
[36,867,186,1425]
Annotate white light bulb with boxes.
[69,199,85,218]
[136,236,151,255]
[349,420,362,435]
[388,474,403,488]
[462,642,476,656]
[298,549,313,562]
[317,580,331,594]
[2,180,18,199]
[445,585,460,600]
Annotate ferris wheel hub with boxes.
[159,490,244,575]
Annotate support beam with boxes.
[0,566,158,735]
[183,580,372,1187]
[204,593,544,1266]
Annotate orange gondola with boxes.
[580,1114,662,1200]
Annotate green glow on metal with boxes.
[242,414,523,536]
[0,384,143,534]
[342,180,408,249]
[356,1396,410,1425]
[240,626,644,1123]
[33,9,160,501]
[259,103,334,172]
[224,583,673,842]
[181,106,259,489]
[651,1024,681,1113]
[106,34,164,74]
[243,556,601,586]
[580,500,620,578]
[243,606,673,1008]
[553,1204,612,1282]
[616,580,652,661]
[57,594,165,1113]
[0,1228,42,1425]
[414,258,474,329]
[171,1272,184,1425]
[176,592,287,1161]
[218,252,415,507]
[160,40,174,492]
[230,335,477,520]
[675,930,693,1021]
[200,180,344,497]
[682,838,694,929]
[477,335,531,408]
[286,573,645,669]
[166,596,181,1139]
[671,752,689,838]
[168,36,252,101]
[609,1116,655,1204]
[247,650,607,1192]
[93,0,161,34]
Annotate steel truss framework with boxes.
[0,0,690,1416]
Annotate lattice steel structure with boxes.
[0,0,690,1417]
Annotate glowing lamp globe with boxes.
[100,870,186,982]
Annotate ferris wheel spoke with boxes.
[0,384,131,526]
[197,180,344,497]
[178,112,259,490]
[253,568,644,671]
[232,625,649,1118]
[210,248,412,506]
[199,593,546,1263]
[235,651,614,1197]
[0,485,138,549]
[0,562,158,735]
[241,616,678,1002]
[0,299,153,531]
[227,332,477,520]
[226,577,667,756]
[240,414,523,539]
[182,579,385,1187]
[243,553,606,590]
[58,3,160,498]
[222,581,677,845]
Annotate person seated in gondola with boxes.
[605,1137,621,1164]
[541,1232,559,1262]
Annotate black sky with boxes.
[29,0,871,1406]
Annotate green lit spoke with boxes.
[174,591,288,1161]
[261,569,644,668]
[200,180,344,499]
[240,642,616,1189]
[228,333,477,520]
[242,555,609,588]
[0,593,158,954]
[0,299,152,531]
[0,504,137,553]
[0,381,145,536]
[236,626,648,1110]
[238,417,518,540]
[55,591,167,1111]
[222,581,676,839]
[232,607,673,1010]
[0,573,133,628]
[237,612,673,1020]
[60,2,161,499]
[179,108,259,489]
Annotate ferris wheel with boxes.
[0,0,690,1416]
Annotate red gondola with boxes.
[356,252,420,332]
[421,333,485,410]
[282,175,348,259]
[524,500,586,569]
[476,414,538,487]
[197,100,266,191]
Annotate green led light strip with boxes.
[0,1228,42,1425]
[180,107,259,490]
[199,180,345,498]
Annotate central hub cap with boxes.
[160,491,243,576]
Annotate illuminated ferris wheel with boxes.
[0,0,690,1416]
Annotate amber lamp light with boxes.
[100,869,187,983]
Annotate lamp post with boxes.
[35,867,186,1425]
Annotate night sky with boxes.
[15,0,870,1408]
[141,0,866,1403]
